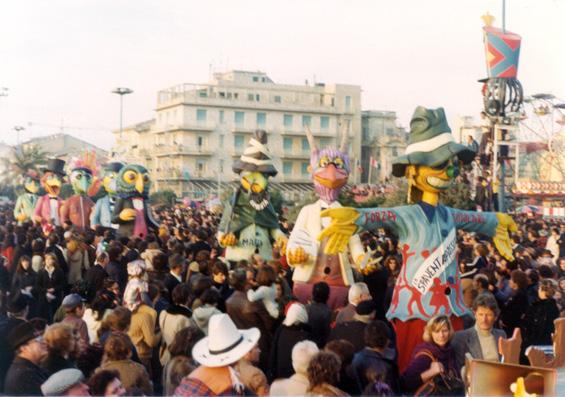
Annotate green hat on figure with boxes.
[392,106,476,177]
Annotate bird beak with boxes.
[135,173,144,194]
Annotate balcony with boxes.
[153,145,213,157]
[280,128,334,137]
[280,150,310,160]
[153,123,216,134]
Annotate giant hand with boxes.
[494,213,518,261]
[318,207,360,254]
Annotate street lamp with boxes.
[14,125,24,145]
[111,87,133,139]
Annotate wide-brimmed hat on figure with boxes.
[192,313,260,367]
[392,106,475,177]
[232,130,278,176]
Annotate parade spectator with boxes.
[248,265,279,319]
[192,287,222,335]
[5,322,49,396]
[336,282,371,324]
[41,368,90,396]
[306,281,332,348]
[305,351,348,397]
[36,252,66,322]
[31,238,45,273]
[159,283,192,366]
[329,300,376,352]
[324,339,359,395]
[126,290,160,374]
[499,269,530,336]
[521,279,560,354]
[351,320,398,393]
[85,252,109,303]
[164,254,184,299]
[233,340,269,396]
[61,293,90,349]
[452,294,506,370]
[83,293,116,344]
[270,340,319,396]
[41,322,79,376]
[87,369,126,397]
[161,326,204,396]
[0,293,29,392]
[269,302,311,380]
[96,332,153,395]
[400,315,460,394]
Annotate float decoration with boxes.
[111,164,159,238]
[14,169,40,224]
[91,161,124,230]
[33,158,66,235]
[318,106,517,371]
[286,124,367,309]
[217,130,287,262]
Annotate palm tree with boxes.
[1,144,48,186]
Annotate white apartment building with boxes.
[113,70,362,198]
[361,111,407,183]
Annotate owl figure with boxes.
[111,164,159,238]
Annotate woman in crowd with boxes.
[97,306,140,363]
[87,369,127,397]
[162,326,204,396]
[159,283,193,366]
[31,238,45,272]
[400,315,460,394]
[306,351,348,397]
[83,293,117,344]
[499,269,530,336]
[36,252,66,322]
[96,332,153,396]
[269,302,312,381]
[11,255,37,314]
[521,279,560,354]
[41,322,80,376]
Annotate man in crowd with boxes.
[335,282,371,324]
[269,340,319,396]
[41,368,90,396]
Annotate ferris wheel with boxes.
[519,94,565,181]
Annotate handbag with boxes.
[414,350,465,396]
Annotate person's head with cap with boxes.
[291,340,319,376]
[127,259,146,278]
[192,313,260,368]
[282,302,308,327]
[41,368,90,396]
[354,299,376,323]
[8,321,47,365]
[7,291,29,319]
[392,106,474,204]
[62,293,85,317]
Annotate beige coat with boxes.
[98,359,153,396]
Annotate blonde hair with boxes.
[44,323,75,355]
[422,315,454,344]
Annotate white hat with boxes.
[192,313,260,367]
[283,302,308,326]
[127,259,146,276]
[41,369,84,396]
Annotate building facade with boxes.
[21,133,108,164]
[361,111,407,183]
[112,70,362,198]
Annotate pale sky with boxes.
[0,0,563,150]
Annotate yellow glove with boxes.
[275,236,288,256]
[318,207,360,254]
[16,213,27,222]
[219,233,237,247]
[494,213,517,261]
[287,247,309,266]
[119,208,137,222]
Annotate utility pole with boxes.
[14,126,24,145]
[111,87,133,139]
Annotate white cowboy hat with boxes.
[192,313,260,367]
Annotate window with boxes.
[283,137,293,151]
[234,135,244,150]
[219,135,224,148]
[252,76,259,82]
[256,112,266,127]
[261,77,266,82]
[274,95,281,103]
[283,114,293,128]
[301,138,309,152]
[345,96,352,109]
[302,115,311,127]
[196,109,207,123]
[219,92,226,98]
[197,136,203,148]
[301,162,309,175]
[235,111,244,126]
[256,94,260,101]
[392,147,398,157]
[248,93,254,101]
[283,161,292,175]
[320,116,329,130]
[198,90,207,98]
[320,137,331,148]
[220,159,224,173]
[219,110,225,123]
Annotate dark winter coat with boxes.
[4,357,49,396]
[500,288,529,336]
[269,323,312,381]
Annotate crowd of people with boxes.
[0,199,563,396]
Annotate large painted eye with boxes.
[319,156,330,167]
[143,174,149,183]
[333,157,344,169]
[122,170,137,184]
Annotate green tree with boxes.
[150,190,178,207]
[1,144,48,186]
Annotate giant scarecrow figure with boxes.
[319,107,516,371]
[286,125,366,309]
[91,161,124,230]
[218,130,287,262]
[34,158,66,235]
[60,153,99,231]
[14,170,40,224]
[112,164,159,238]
